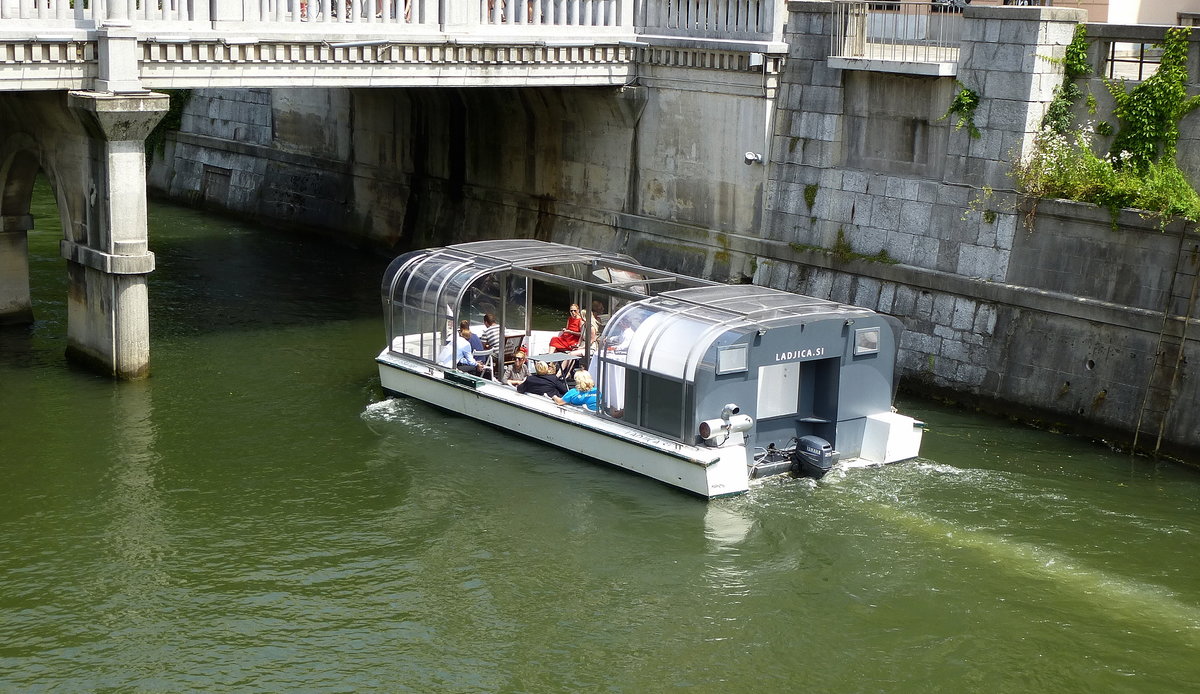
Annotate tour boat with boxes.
[376,239,924,498]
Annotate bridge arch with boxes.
[0,125,68,326]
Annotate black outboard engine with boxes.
[791,435,837,478]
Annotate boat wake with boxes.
[783,459,1200,642]
[360,397,442,436]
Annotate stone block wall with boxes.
[150,89,353,235]
[760,2,1200,459]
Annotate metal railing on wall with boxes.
[830,1,964,64]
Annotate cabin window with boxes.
[757,362,801,419]
[854,327,880,356]
[641,374,686,439]
[716,344,748,375]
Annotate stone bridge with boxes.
[0,0,787,377]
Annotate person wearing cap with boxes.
[503,347,530,386]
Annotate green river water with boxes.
[1,183,1198,692]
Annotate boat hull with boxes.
[377,350,752,498]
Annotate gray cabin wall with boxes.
[690,315,898,457]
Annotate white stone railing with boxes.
[0,0,789,39]
[0,0,634,31]
[637,0,787,41]
[0,0,717,32]
[1,0,784,93]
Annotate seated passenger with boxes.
[554,370,599,412]
[517,360,569,397]
[503,348,529,386]
[591,299,610,332]
[481,313,500,356]
[548,303,582,352]
[455,323,490,378]
[604,315,635,354]
[460,319,484,353]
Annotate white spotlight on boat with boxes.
[699,404,753,445]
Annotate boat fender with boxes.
[790,435,837,478]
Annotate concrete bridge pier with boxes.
[62,91,168,379]
[0,213,34,325]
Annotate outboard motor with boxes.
[791,435,838,478]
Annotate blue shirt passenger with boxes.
[554,370,599,412]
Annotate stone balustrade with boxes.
[0,0,788,91]
[829,0,1200,84]
[0,0,784,40]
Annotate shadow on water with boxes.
[14,176,389,350]
[144,200,390,340]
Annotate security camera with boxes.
[744,152,762,165]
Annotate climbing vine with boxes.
[1012,25,1200,227]
[1041,25,1090,136]
[1107,26,1200,171]
[942,81,981,139]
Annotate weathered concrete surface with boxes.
[0,210,34,325]
[149,77,772,264]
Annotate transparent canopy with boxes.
[382,240,876,383]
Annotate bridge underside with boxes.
[0,38,640,92]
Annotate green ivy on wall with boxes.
[942,81,981,139]
[1107,26,1200,172]
[1012,25,1200,227]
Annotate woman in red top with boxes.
[548,304,583,352]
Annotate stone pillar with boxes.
[0,213,34,326]
[947,5,1087,190]
[63,91,168,380]
[95,23,145,94]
